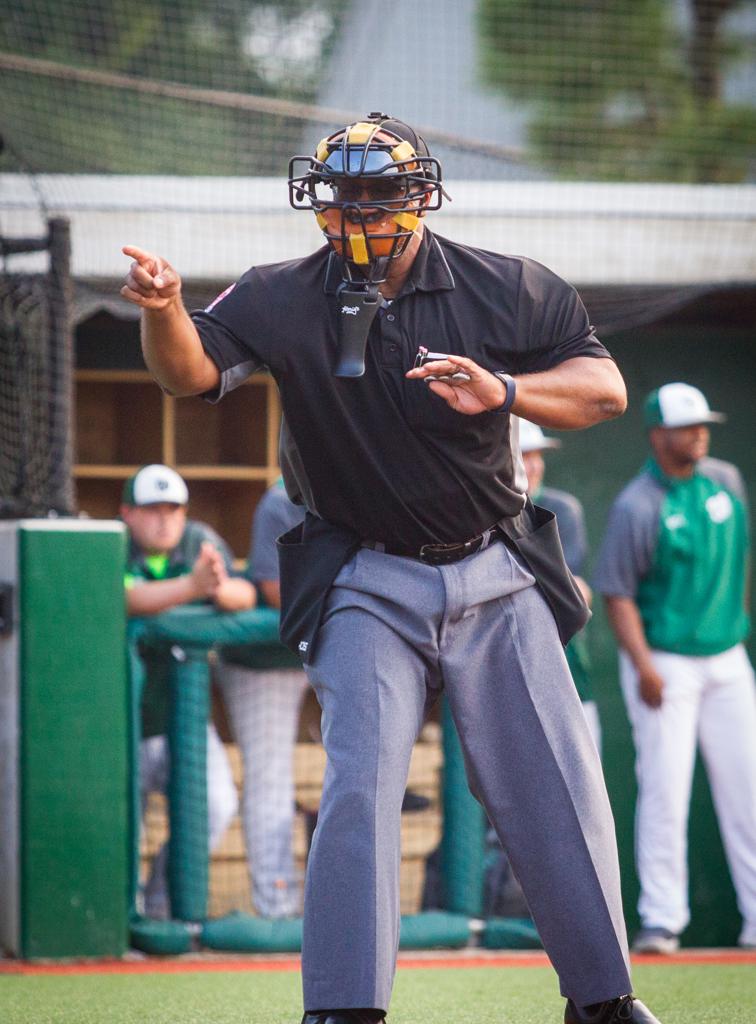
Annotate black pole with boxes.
[46,217,75,515]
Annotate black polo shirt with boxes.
[192,228,609,552]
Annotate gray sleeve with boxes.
[699,457,750,515]
[593,479,662,598]
[541,489,587,576]
[248,487,306,584]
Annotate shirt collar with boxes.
[645,456,699,489]
[323,227,455,296]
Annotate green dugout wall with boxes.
[545,314,756,947]
[0,520,129,958]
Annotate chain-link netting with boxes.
[1,0,754,183]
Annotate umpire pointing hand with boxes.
[121,112,660,1024]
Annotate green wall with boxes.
[543,321,756,947]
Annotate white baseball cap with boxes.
[518,418,562,453]
[122,464,189,506]
[644,383,726,429]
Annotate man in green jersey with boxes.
[594,383,756,954]
[122,463,256,918]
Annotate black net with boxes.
[1,1,754,183]
[0,217,75,518]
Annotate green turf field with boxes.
[1,963,755,1024]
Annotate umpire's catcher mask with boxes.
[288,112,446,284]
[288,113,447,376]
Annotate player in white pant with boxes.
[220,665,307,917]
[219,478,308,918]
[140,725,239,918]
[619,646,756,944]
[596,383,756,952]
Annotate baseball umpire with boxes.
[121,113,660,1024]
[595,382,756,955]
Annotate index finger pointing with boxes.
[122,245,155,267]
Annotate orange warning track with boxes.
[2,950,755,975]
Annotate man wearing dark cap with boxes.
[121,114,659,1024]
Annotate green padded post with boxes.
[17,521,129,958]
[440,697,486,917]
[166,646,209,923]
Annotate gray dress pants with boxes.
[302,541,631,1013]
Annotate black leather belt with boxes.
[362,526,500,566]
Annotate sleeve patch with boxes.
[205,283,236,312]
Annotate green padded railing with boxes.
[127,605,532,954]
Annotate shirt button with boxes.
[389,344,398,352]
[386,314,396,322]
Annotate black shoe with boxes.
[302,1011,385,1024]
[565,994,661,1023]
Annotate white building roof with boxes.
[1,174,754,286]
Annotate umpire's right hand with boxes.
[121,245,182,310]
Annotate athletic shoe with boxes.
[631,927,680,954]
[565,994,662,1023]
[301,1012,385,1024]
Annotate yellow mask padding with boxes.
[390,140,417,165]
[315,212,328,230]
[347,122,378,145]
[348,233,370,264]
[315,139,329,164]
[393,211,421,231]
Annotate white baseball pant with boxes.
[581,699,602,759]
[219,664,308,918]
[619,643,756,944]
[139,723,238,918]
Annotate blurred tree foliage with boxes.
[0,0,345,173]
[478,0,756,181]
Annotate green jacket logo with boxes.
[705,491,733,524]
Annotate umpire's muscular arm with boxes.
[121,245,220,396]
[124,245,627,429]
[406,352,627,429]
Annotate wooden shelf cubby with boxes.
[74,369,282,558]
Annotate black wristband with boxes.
[494,372,517,413]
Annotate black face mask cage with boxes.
[285,121,447,376]
[287,154,444,214]
[288,119,444,213]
